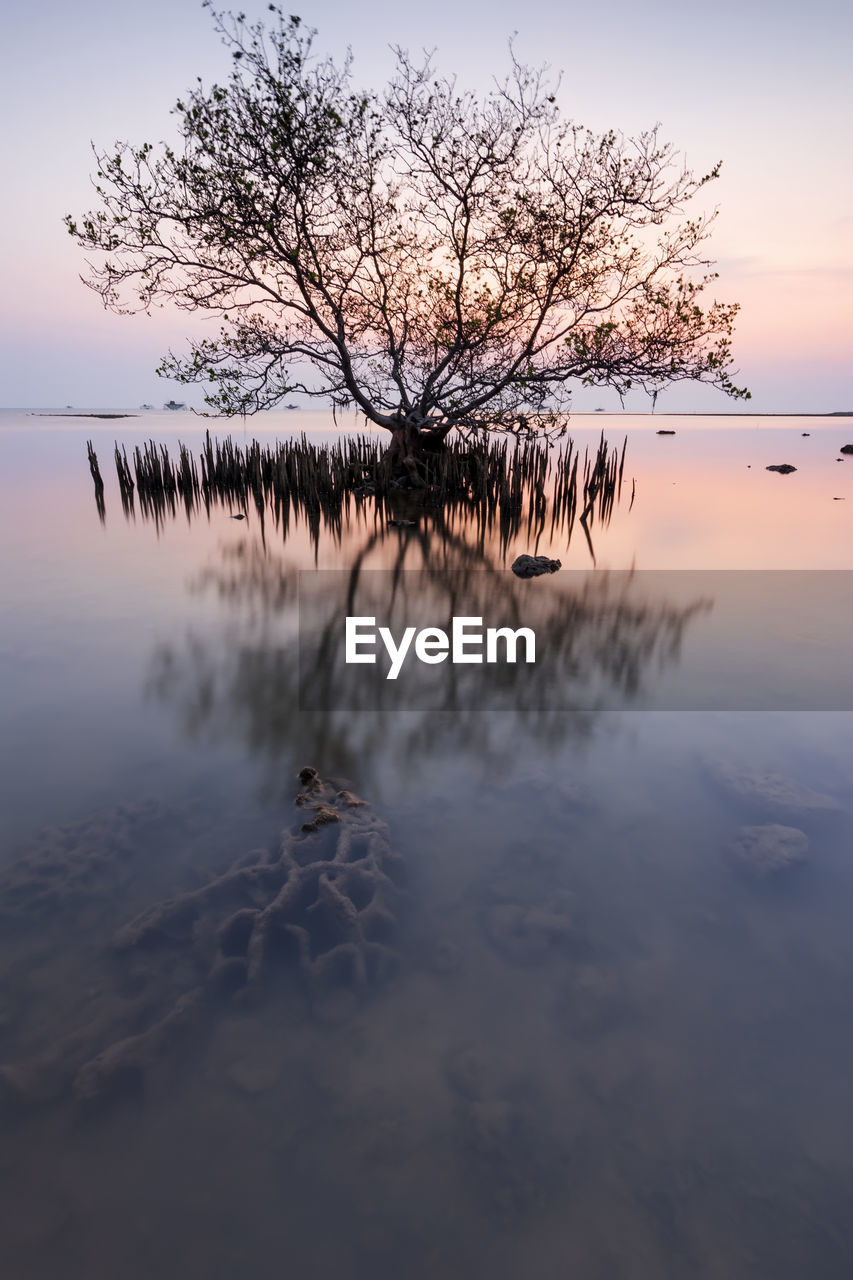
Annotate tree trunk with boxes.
[381,421,447,487]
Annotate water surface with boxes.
[1,409,852,1278]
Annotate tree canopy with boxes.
[67,3,749,444]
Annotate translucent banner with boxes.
[297,570,853,711]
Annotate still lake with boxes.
[1,409,852,1278]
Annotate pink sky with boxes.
[0,0,850,412]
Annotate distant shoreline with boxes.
[9,408,853,420]
[574,411,853,418]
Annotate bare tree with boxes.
[67,4,748,473]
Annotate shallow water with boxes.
[1,409,853,1278]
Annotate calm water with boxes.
[1,409,853,1278]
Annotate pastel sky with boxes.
[1,0,850,412]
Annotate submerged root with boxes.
[1,771,404,1112]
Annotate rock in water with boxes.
[711,760,841,815]
[0,799,168,920]
[483,898,574,966]
[840,444,853,455]
[766,464,797,474]
[444,1047,566,1221]
[656,429,676,435]
[728,824,809,877]
[511,554,561,578]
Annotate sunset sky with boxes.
[1,0,850,412]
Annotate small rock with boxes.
[511,554,561,578]
[728,824,809,877]
[841,445,853,455]
[766,464,797,474]
[231,513,246,520]
[802,432,810,437]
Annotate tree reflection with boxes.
[146,510,711,799]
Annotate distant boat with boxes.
[594,407,605,413]
[139,403,155,410]
[163,400,186,411]
[286,403,298,410]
